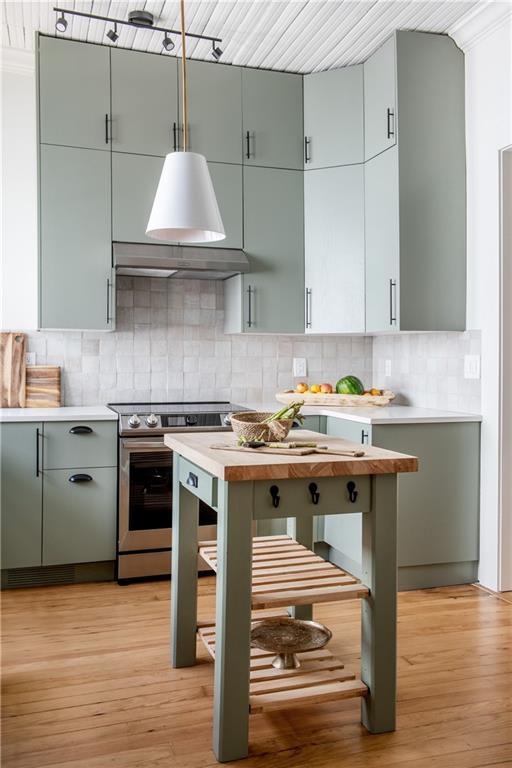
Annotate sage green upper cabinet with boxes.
[365,31,466,332]
[363,36,396,161]
[0,423,43,570]
[111,48,178,157]
[242,68,303,170]
[224,166,304,333]
[304,165,365,333]
[365,147,400,332]
[112,153,242,249]
[38,36,110,151]
[303,66,363,169]
[182,60,242,164]
[40,144,114,330]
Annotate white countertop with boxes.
[0,406,118,423]
[240,402,482,425]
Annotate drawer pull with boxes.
[308,482,320,505]
[269,485,280,509]
[69,426,93,435]
[186,472,199,488]
[347,481,358,503]
[69,473,93,483]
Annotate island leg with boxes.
[360,473,398,733]
[213,481,253,762]
[287,516,313,620]
[171,454,199,668]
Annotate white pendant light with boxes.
[146,0,225,243]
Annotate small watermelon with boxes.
[336,375,364,395]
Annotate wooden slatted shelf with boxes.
[198,534,369,609]
[198,615,368,714]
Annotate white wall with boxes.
[459,18,512,590]
[0,48,38,330]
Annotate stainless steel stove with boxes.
[108,401,246,582]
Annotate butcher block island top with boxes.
[164,429,418,481]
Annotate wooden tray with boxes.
[276,390,395,407]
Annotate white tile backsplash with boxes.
[26,278,372,406]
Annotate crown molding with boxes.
[450,2,512,51]
[0,47,35,76]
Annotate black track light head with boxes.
[211,43,223,61]
[162,34,175,52]
[55,13,67,32]
[107,23,119,42]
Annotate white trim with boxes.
[499,145,512,591]
[450,4,512,51]
[0,47,35,76]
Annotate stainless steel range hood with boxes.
[113,242,250,280]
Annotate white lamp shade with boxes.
[146,151,225,243]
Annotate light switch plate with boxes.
[293,358,307,377]
[25,352,36,365]
[464,354,481,379]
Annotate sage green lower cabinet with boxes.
[42,467,116,566]
[39,144,113,331]
[224,166,304,333]
[0,423,43,569]
[112,153,242,249]
[323,417,480,589]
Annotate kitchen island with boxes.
[165,429,418,762]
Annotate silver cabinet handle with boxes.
[389,279,397,325]
[304,136,311,164]
[246,285,254,328]
[387,108,395,139]
[305,287,312,329]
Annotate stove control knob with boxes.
[128,414,141,429]
[145,413,158,428]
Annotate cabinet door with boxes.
[112,154,242,249]
[305,165,365,333]
[242,69,303,170]
[40,145,113,330]
[38,36,110,151]
[364,35,397,161]
[0,423,43,569]
[42,467,116,565]
[243,167,304,333]
[303,66,363,169]
[364,146,400,332]
[111,48,178,157]
[183,60,242,164]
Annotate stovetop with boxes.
[109,401,246,436]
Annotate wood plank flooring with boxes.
[1,579,512,768]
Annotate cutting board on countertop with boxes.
[0,332,26,407]
[26,366,61,408]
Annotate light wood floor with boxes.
[1,579,512,768]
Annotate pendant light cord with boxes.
[180,0,188,152]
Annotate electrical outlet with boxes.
[464,354,481,379]
[293,358,307,378]
[25,352,36,365]
[385,359,392,377]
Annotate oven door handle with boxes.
[121,439,168,451]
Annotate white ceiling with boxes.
[2,1,511,73]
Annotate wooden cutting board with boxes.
[0,332,26,407]
[275,390,396,407]
[26,366,61,408]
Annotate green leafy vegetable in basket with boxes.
[262,402,305,425]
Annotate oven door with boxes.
[119,438,217,555]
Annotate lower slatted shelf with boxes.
[198,534,369,609]
[197,615,368,714]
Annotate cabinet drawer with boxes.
[178,458,217,508]
[43,421,117,469]
[42,467,116,565]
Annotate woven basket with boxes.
[230,412,294,443]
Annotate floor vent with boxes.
[3,565,76,588]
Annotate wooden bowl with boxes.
[230,412,293,443]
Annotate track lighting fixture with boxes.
[162,34,175,52]
[55,12,67,32]
[211,42,223,61]
[107,22,119,43]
